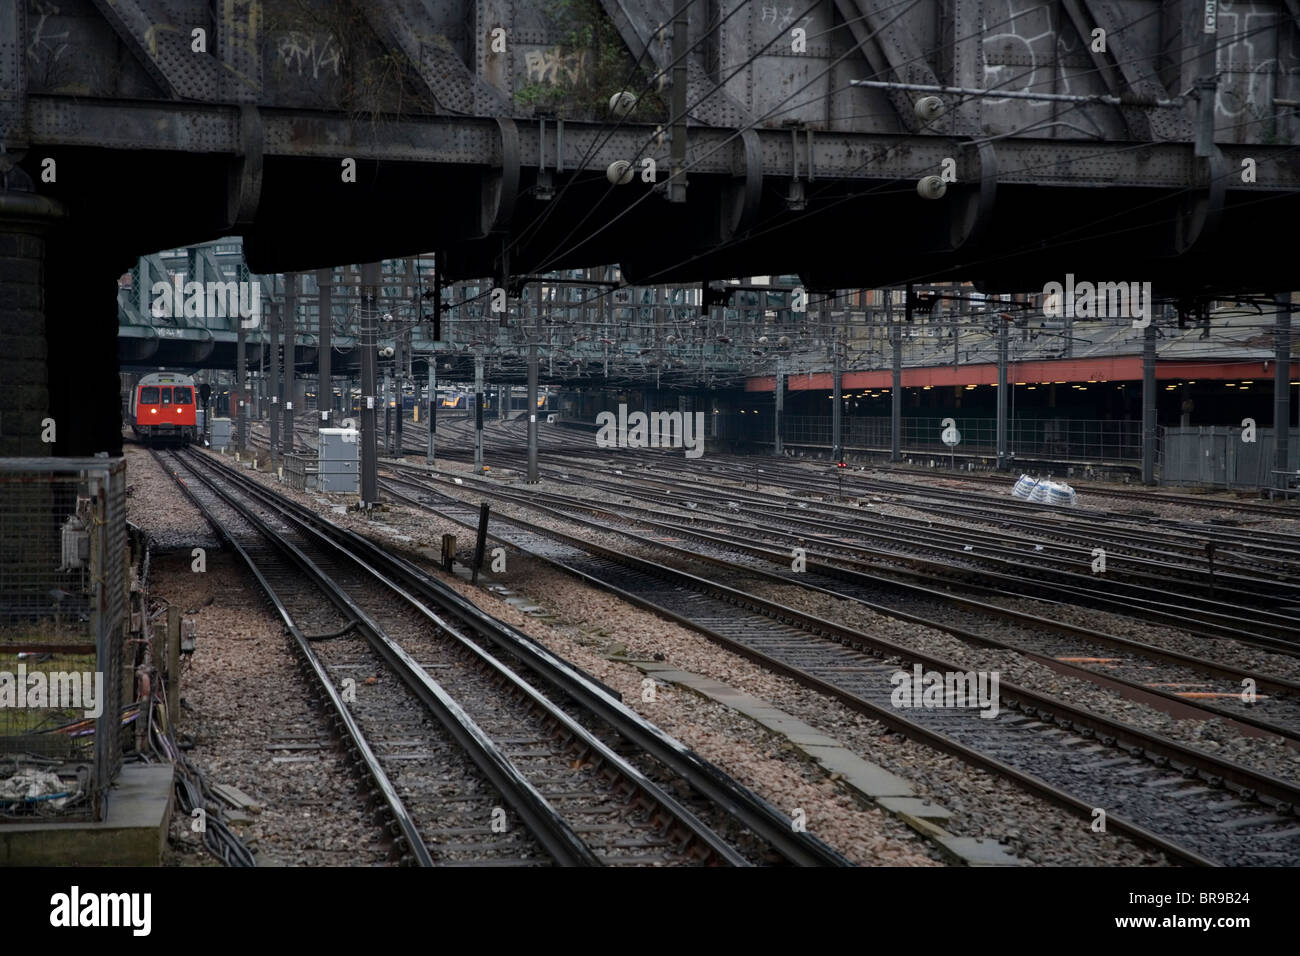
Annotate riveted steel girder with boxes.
[27,98,1300,190]
[88,0,222,100]
[1059,0,1190,142]
[596,0,756,128]
[0,0,24,153]
[217,0,263,103]
[831,0,942,134]
[363,0,509,114]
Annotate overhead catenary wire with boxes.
[529,0,930,274]
[306,10,1298,389]
[326,7,1290,340]
[528,5,1290,289]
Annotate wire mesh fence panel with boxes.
[1004,419,1146,464]
[758,415,1148,465]
[781,416,834,446]
[0,459,127,822]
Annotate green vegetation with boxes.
[519,0,668,120]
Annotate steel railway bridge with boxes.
[2,0,1299,455]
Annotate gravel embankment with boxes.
[228,435,1171,866]
[435,474,1300,785]
[225,445,943,865]
[126,445,390,866]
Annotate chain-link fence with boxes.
[0,458,127,822]
[766,415,1149,465]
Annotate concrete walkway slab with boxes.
[0,764,174,866]
[934,836,1024,866]
[633,661,1022,866]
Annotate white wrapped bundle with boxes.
[1047,483,1075,507]
[1012,475,1037,499]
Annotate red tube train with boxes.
[130,371,198,444]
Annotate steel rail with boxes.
[188,450,851,867]
[381,479,1226,865]
[152,449,436,867]
[529,461,1300,647]
[383,467,1300,742]
[384,479,1300,854]
[166,449,603,866]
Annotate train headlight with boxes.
[150,409,157,414]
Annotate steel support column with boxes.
[427,358,436,465]
[953,301,961,370]
[1276,292,1293,488]
[383,369,392,455]
[891,290,902,462]
[360,262,380,506]
[830,296,842,461]
[474,353,485,473]
[395,339,404,453]
[317,267,332,427]
[527,283,539,483]
[235,295,247,448]
[996,316,1009,469]
[1142,320,1158,485]
[268,298,280,474]
[774,354,784,456]
[282,272,297,456]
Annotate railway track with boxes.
[599,459,1300,593]
[155,446,850,867]
[382,465,1300,744]
[251,411,1300,527]
[245,417,1300,650]
[379,473,1300,866]
[242,415,1300,649]
[881,464,1300,518]
[409,419,1300,522]
[399,417,1300,562]
[727,443,1300,519]
[478,457,1300,652]
[751,467,1300,585]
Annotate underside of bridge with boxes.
[2,0,1299,455]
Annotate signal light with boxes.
[837,461,847,469]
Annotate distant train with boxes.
[436,388,554,412]
[130,371,199,444]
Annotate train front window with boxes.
[174,387,193,404]
[140,387,160,404]
[160,388,173,405]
